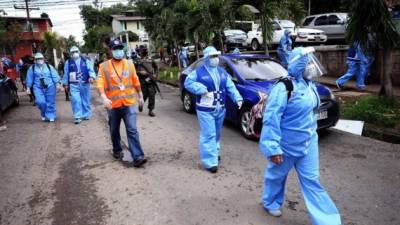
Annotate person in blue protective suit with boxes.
[336,42,367,90]
[26,53,61,122]
[179,45,189,68]
[62,46,96,124]
[259,47,341,225]
[232,48,241,54]
[277,30,292,68]
[184,46,243,173]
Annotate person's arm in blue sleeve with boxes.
[50,65,60,83]
[184,70,208,95]
[87,60,96,79]
[26,66,33,88]
[62,61,69,86]
[259,82,288,159]
[225,72,243,103]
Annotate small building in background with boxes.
[111,10,150,54]
[0,15,53,63]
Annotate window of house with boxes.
[23,22,39,32]
[314,16,328,26]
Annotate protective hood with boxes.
[284,29,291,37]
[203,46,221,68]
[34,52,44,60]
[288,47,326,80]
[70,46,80,53]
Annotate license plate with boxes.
[315,36,321,41]
[317,110,328,120]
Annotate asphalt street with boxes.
[0,84,399,225]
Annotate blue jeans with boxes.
[107,105,145,161]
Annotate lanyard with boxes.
[110,61,125,83]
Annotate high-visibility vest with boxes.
[101,59,138,108]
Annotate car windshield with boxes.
[280,20,295,29]
[231,58,287,80]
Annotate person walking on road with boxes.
[259,47,341,225]
[336,42,368,90]
[63,46,96,124]
[136,60,157,117]
[26,53,61,122]
[184,46,243,173]
[97,39,147,168]
[277,30,292,68]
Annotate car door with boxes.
[312,15,330,38]
[0,76,11,111]
[219,59,240,123]
[272,21,284,44]
[327,14,345,39]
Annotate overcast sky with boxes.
[1,0,130,43]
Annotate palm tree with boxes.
[41,31,61,65]
[346,0,399,97]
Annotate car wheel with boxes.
[251,39,260,51]
[239,106,256,140]
[12,89,19,106]
[182,91,194,113]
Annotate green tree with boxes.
[41,31,61,65]
[79,3,135,29]
[0,18,23,58]
[82,26,113,53]
[346,0,399,97]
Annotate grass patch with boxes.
[158,67,180,83]
[341,95,400,128]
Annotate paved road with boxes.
[0,84,399,225]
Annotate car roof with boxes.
[305,12,348,18]
[222,53,272,59]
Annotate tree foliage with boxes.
[82,26,113,53]
[0,17,23,57]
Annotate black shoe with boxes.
[112,151,122,160]
[206,166,218,173]
[133,158,148,167]
[148,110,155,117]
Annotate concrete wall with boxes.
[313,46,400,86]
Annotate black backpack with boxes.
[277,77,293,101]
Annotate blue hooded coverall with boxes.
[184,47,243,169]
[259,48,341,225]
[336,43,368,89]
[179,47,189,68]
[63,57,96,120]
[277,30,292,68]
[26,63,60,120]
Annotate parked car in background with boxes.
[245,20,327,51]
[179,53,339,139]
[302,13,348,41]
[222,29,248,51]
[0,72,19,113]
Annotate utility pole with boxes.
[308,0,311,16]
[14,0,39,52]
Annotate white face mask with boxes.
[209,57,219,67]
[72,52,80,59]
[36,59,44,65]
[303,63,318,80]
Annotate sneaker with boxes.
[41,117,46,121]
[112,151,123,160]
[0,125,6,132]
[148,110,155,117]
[49,118,55,122]
[206,166,218,173]
[266,209,282,217]
[74,118,81,124]
[82,117,90,121]
[133,158,148,167]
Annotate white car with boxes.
[245,20,326,51]
[302,13,348,40]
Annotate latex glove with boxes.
[56,83,62,93]
[237,100,243,109]
[138,95,145,110]
[102,96,112,109]
[89,77,95,84]
[26,88,31,95]
[270,155,283,164]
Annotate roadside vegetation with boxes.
[341,96,400,129]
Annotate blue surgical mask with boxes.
[36,59,44,65]
[112,49,125,60]
[72,52,80,60]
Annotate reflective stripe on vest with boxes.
[101,60,134,92]
[109,94,137,101]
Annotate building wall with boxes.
[112,19,123,34]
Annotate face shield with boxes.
[303,54,327,80]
